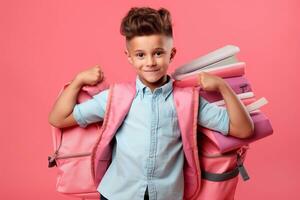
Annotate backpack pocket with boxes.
[198,147,249,200]
[54,152,98,195]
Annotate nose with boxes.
[146,56,157,67]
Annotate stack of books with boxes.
[171,45,273,153]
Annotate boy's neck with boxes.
[138,75,169,93]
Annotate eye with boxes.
[155,51,164,57]
[136,53,144,58]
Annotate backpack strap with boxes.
[92,81,137,185]
[201,148,250,182]
[202,167,239,182]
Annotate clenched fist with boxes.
[75,65,104,86]
[197,72,227,92]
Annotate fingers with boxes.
[93,64,101,72]
[197,72,204,87]
[99,70,104,82]
[93,64,104,83]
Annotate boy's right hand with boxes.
[74,65,104,86]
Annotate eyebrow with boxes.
[134,48,165,52]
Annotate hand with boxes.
[74,65,104,86]
[197,72,226,92]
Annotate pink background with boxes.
[1,0,299,199]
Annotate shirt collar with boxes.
[135,74,174,101]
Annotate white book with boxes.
[211,92,254,106]
[173,62,245,81]
[246,97,268,113]
[174,45,240,76]
[200,55,239,71]
[212,96,268,113]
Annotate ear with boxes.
[169,47,177,63]
[124,49,133,65]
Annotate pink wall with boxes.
[1,0,299,199]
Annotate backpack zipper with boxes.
[48,132,63,167]
[48,127,96,167]
[200,151,236,158]
[55,152,92,160]
[200,145,249,158]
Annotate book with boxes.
[199,75,252,102]
[207,91,255,105]
[199,112,273,153]
[172,62,246,87]
[214,97,257,107]
[173,45,240,76]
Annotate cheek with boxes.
[131,60,143,70]
[136,66,147,76]
[159,60,169,70]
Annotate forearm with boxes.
[218,82,254,138]
[48,77,83,126]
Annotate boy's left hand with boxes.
[197,72,226,92]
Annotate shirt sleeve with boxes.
[198,96,230,135]
[73,89,109,128]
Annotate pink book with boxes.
[199,75,252,102]
[198,112,273,153]
[172,62,245,87]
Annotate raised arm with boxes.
[48,65,104,128]
[198,72,254,138]
[217,79,254,138]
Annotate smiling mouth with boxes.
[144,69,160,72]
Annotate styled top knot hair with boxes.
[120,7,173,41]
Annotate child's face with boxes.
[124,34,176,89]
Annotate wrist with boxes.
[217,79,229,93]
[71,75,84,89]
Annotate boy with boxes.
[48,6,253,200]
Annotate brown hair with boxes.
[120,7,173,41]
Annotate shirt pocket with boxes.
[159,102,180,138]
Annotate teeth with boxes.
[146,70,159,72]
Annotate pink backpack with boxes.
[48,80,110,199]
[48,79,272,200]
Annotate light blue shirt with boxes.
[73,75,229,200]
